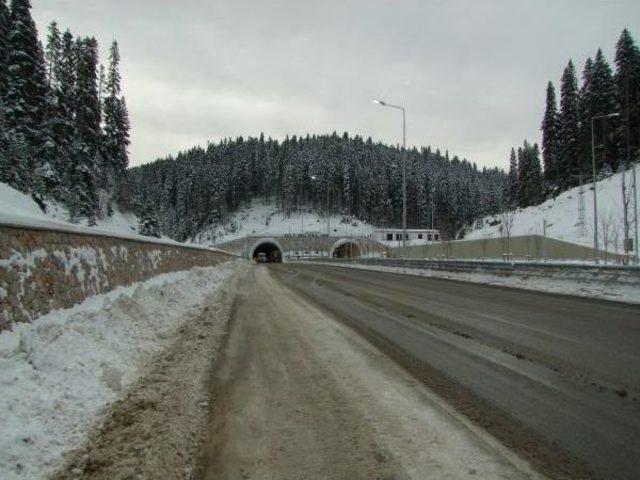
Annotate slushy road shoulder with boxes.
[270,263,640,480]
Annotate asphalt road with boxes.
[197,266,540,480]
[269,263,640,480]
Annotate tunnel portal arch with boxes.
[330,239,362,258]
[250,238,284,263]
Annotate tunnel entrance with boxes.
[331,240,361,258]
[251,239,283,263]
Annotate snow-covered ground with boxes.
[466,168,640,254]
[194,200,379,244]
[0,182,229,253]
[0,182,140,238]
[0,262,238,480]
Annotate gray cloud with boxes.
[33,0,640,169]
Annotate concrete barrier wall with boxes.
[298,257,640,287]
[395,235,622,262]
[0,225,235,330]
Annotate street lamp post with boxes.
[374,99,407,258]
[591,112,620,263]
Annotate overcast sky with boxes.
[33,0,640,170]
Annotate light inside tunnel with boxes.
[252,242,282,263]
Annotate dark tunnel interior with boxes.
[252,242,282,263]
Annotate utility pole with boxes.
[624,74,640,264]
[634,158,639,264]
[623,75,631,261]
[634,76,640,264]
[592,116,599,263]
[542,219,548,263]
[402,107,407,258]
[374,99,407,258]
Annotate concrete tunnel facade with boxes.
[330,239,362,258]
[250,238,284,262]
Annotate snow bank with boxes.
[466,169,640,253]
[0,262,238,480]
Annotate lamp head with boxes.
[373,99,386,106]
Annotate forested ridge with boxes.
[0,1,637,245]
[121,133,506,241]
[125,28,640,243]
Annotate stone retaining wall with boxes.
[0,225,235,330]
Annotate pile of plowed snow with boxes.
[0,262,238,480]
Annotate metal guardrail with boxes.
[295,257,640,286]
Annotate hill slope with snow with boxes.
[0,182,139,238]
[193,201,378,245]
[465,169,639,254]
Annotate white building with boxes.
[373,228,440,247]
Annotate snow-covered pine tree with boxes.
[44,21,61,84]
[4,0,48,191]
[541,81,561,196]
[558,60,581,190]
[527,143,543,206]
[577,57,594,175]
[74,37,101,155]
[0,0,9,97]
[0,125,28,187]
[97,63,104,119]
[138,200,160,237]
[69,36,102,223]
[50,29,77,201]
[588,49,618,173]
[516,141,543,208]
[614,29,640,169]
[103,40,130,185]
[516,144,528,208]
[415,162,429,227]
[33,24,68,202]
[506,147,518,207]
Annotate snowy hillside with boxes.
[465,168,639,253]
[193,201,378,245]
[0,182,139,238]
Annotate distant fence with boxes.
[392,235,626,263]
